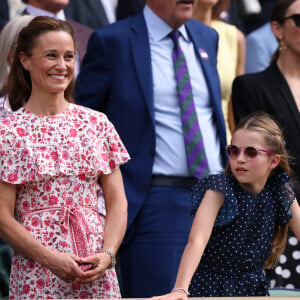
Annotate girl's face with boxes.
[229,129,280,194]
[19,30,75,97]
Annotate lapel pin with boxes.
[199,48,209,60]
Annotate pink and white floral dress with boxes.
[0,104,130,299]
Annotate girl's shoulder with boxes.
[267,172,295,224]
[192,173,236,194]
[192,174,239,226]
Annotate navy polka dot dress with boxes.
[189,172,295,297]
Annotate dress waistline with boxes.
[20,205,98,258]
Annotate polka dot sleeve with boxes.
[191,174,238,226]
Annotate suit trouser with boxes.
[119,185,193,298]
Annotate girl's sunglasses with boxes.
[226,145,274,159]
[280,14,300,27]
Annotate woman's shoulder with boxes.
[70,104,109,122]
[0,104,130,184]
[0,107,25,135]
[70,104,116,132]
[211,20,237,35]
[235,61,278,82]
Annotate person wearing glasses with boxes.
[232,0,300,289]
[151,112,300,299]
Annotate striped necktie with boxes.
[169,30,209,179]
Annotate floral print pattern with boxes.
[0,104,130,299]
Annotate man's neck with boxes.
[26,4,66,20]
[26,1,64,15]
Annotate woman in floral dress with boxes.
[0,16,130,299]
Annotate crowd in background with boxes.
[1,0,300,298]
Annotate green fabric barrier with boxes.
[269,288,300,296]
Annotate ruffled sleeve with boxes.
[271,172,295,225]
[191,174,238,226]
[0,106,130,184]
[100,114,130,174]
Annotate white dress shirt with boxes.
[144,5,223,177]
[100,0,117,23]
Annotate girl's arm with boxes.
[288,199,300,240]
[0,182,85,281]
[76,168,128,283]
[152,189,225,300]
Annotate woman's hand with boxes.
[43,250,85,282]
[74,252,112,284]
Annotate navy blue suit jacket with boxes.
[0,0,9,30]
[65,0,109,29]
[75,12,227,241]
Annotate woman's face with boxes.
[277,0,300,57]
[19,30,75,97]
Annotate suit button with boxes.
[149,149,155,156]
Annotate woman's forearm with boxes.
[100,168,128,255]
[102,201,127,254]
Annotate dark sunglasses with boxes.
[226,145,274,159]
[280,14,300,27]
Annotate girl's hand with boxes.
[74,252,112,284]
[43,250,84,282]
[151,290,188,300]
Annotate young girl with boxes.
[153,113,300,298]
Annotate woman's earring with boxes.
[279,38,287,52]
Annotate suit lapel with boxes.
[129,13,154,125]
[186,22,221,110]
